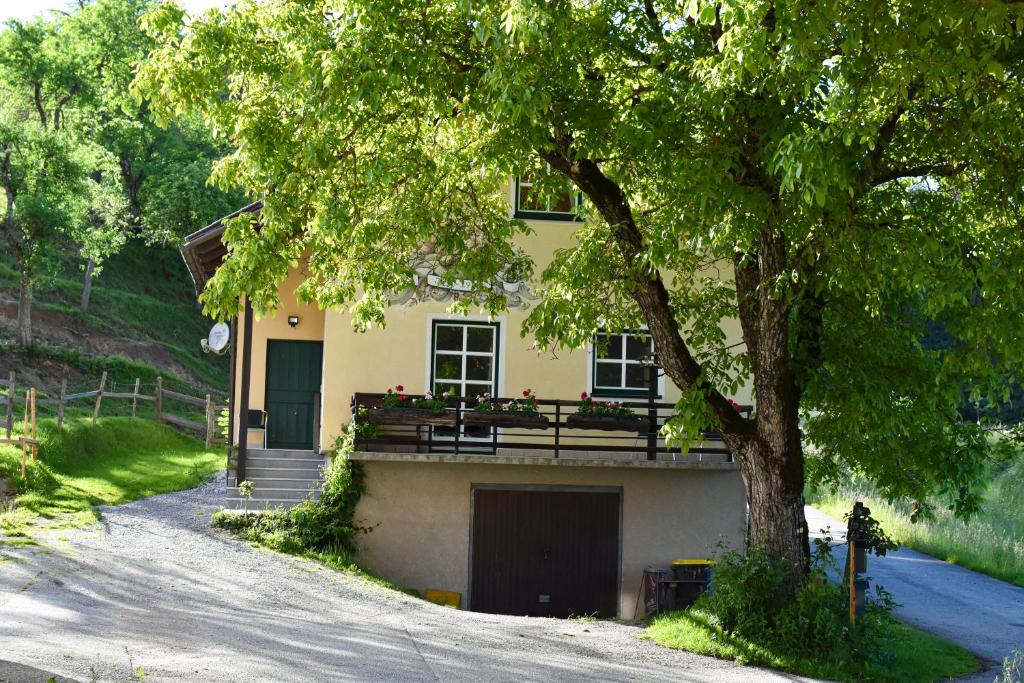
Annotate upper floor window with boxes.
[591,331,660,398]
[514,168,582,220]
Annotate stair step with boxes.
[222,498,312,510]
[236,477,321,490]
[228,486,319,499]
[248,449,322,459]
[247,456,324,466]
[241,465,323,478]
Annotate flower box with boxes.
[566,414,649,432]
[365,408,456,427]
[463,412,550,430]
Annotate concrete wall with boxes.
[352,459,746,618]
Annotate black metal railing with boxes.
[350,392,752,462]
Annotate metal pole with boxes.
[647,365,657,461]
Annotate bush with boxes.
[693,537,897,668]
[211,451,366,558]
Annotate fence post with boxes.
[30,387,37,462]
[131,377,140,418]
[155,376,163,423]
[56,378,67,430]
[92,371,107,424]
[21,390,29,477]
[204,393,214,449]
[5,371,14,439]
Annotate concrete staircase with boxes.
[225,448,325,510]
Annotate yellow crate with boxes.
[424,589,461,608]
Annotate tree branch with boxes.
[871,162,964,186]
[540,143,755,441]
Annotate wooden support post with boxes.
[56,378,67,430]
[5,371,14,439]
[237,300,254,484]
[30,388,37,462]
[92,371,107,424]
[155,376,163,423]
[21,390,29,477]
[205,394,214,449]
[131,378,140,418]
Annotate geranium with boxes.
[576,393,637,419]
[474,389,540,415]
[381,385,454,413]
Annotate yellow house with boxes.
[181,184,749,620]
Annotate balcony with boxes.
[350,392,749,467]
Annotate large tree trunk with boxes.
[545,149,810,579]
[734,434,810,575]
[80,258,95,312]
[17,270,32,347]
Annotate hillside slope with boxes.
[0,241,228,396]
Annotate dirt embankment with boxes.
[0,298,211,395]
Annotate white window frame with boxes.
[512,165,583,220]
[587,330,665,398]
[424,314,506,444]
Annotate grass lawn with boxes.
[0,417,222,542]
[648,608,978,682]
[808,459,1024,587]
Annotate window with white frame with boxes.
[591,331,657,397]
[431,321,499,439]
[514,166,582,220]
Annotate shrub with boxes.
[694,536,898,668]
[212,443,367,557]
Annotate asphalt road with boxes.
[805,506,1024,682]
[0,474,809,682]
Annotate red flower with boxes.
[523,389,531,397]
[396,384,404,392]
[580,391,589,399]
[386,388,393,394]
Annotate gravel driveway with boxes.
[0,474,806,683]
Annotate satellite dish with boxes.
[206,322,231,355]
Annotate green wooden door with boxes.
[265,340,323,450]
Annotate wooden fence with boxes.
[1,371,224,453]
[0,374,38,476]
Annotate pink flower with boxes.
[396,384,404,392]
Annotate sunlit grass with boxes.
[0,417,222,541]
[648,608,977,682]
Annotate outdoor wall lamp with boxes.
[287,315,300,328]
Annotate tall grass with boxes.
[0,417,222,539]
[809,459,1024,587]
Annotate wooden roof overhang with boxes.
[180,201,263,296]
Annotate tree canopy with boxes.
[0,0,241,339]
[137,0,1024,574]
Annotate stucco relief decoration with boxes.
[388,239,538,309]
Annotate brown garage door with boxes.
[470,487,620,618]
